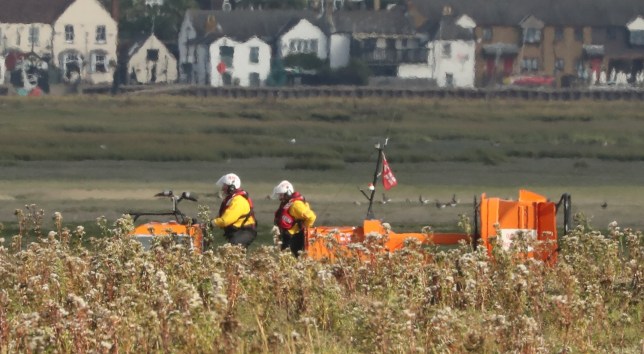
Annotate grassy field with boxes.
[0,96,642,352]
[1,96,644,236]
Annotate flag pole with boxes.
[366,138,388,219]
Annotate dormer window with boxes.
[523,28,541,43]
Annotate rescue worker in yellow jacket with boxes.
[211,173,257,248]
[272,180,316,257]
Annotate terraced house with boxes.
[0,0,118,84]
[411,0,644,87]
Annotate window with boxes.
[555,58,564,71]
[310,39,318,54]
[220,46,234,67]
[222,72,232,85]
[523,28,541,43]
[445,73,454,87]
[249,47,259,63]
[249,72,260,87]
[288,39,319,54]
[16,29,20,46]
[442,43,451,58]
[630,30,644,46]
[574,28,583,41]
[482,27,492,41]
[96,25,106,43]
[28,26,39,46]
[554,27,563,41]
[65,25,74,43]
[93,54,107,72]
[147,49,159,61]
[521,58,538,72]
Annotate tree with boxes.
[99,0,199,42]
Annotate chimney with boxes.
[325,0,335,32]
[374,0,381,10]
[405,0,427,29]
[111,0,120,21]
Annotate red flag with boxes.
[381,153,397,190]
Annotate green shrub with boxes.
[283,53,324,70]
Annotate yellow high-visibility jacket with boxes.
[284,199,316,235]
[213,193,256,229]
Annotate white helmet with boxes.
[216,173,241,190]
[272,180,294,199]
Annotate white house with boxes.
[0,0,57,60]
[52,0,118,84]
[127,34,178,84]
[209,36,271,87]
[426,11,476,87]
[0,0,117,85]
[278,19,328,60]
[179,9,318,85]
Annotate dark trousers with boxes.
[280,230,305,257]
[225,227,257,248]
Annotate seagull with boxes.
[289,138,296,144]
[382,193,391,204]
[419,195,430,205]
[449,194,459,207]
[600,201,608,209]
[435,199,447,209]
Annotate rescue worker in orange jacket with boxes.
[211,173,257,248]
[272,180,316,257]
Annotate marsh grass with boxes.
[1,96,644,164]
[0,207,641,353]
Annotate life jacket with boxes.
[219,189,255,229]
[275,192,305,231]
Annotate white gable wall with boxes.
[456,15,476,29]
[398,64,431,78]
[627,16,644,30]
[209,36,271,87]
[0,23,53,58]
[0,55,5,84]
[329,33,350,68]
[53,0,117,84]
[278,19,327,60]
[427,39,475,87]
[128,34,178,84]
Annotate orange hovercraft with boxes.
[305,139,572,264]
[127,190,204,253]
